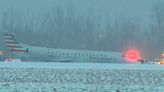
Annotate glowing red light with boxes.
[125,49,141,62]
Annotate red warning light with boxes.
[125,49,141,62]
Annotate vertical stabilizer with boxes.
[3,31,28,53]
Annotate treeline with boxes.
[1,4,164,59]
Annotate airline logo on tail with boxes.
[3,32,28,53]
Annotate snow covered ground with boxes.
[0,62,164,92]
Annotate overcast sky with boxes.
[0,0,164,29]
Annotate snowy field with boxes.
[0,62,164,92]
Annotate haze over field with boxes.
[0,0,164,59]
[1,1,164,91]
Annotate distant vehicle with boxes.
[152,53,164,64]
[0,30,142,63]
[153,59,164,64]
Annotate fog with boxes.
[1,0,164,59]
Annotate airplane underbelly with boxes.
[47,55,124,63]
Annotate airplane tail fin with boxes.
[3,31,28,53]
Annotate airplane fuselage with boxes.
[25,45,126,63]
[1,30,128,63]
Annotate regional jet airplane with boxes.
[0,30,140,63]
